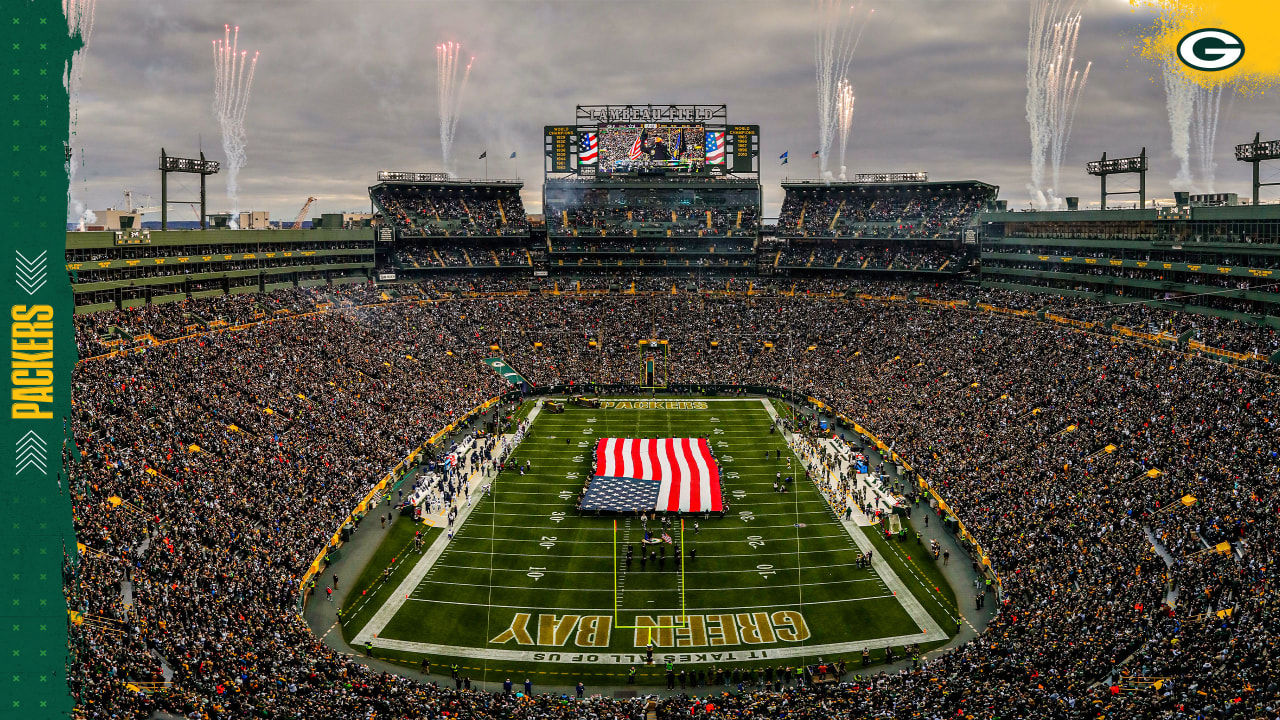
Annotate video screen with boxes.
[597,123,706,173]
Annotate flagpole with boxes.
[485,155,489,179]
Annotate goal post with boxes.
[638,339,669,389]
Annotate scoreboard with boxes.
[545,107,758,179]
[725,125,759,175]
[544,125,577,174]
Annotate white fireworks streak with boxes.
[213,25,259,225]
[836,79,855,180]
[815,1,872,178]
[436,42,474,177]
[64,0,96,228]
[1026,0,1091,210]
[1163,57,1227,195]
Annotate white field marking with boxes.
[427,533,855,545]
[429,562,873,576]
[412,576,880,594]
[369,631,933,665]
[439,547,854,560]
[402,594,896,612]
[562,398,765,403]
[459,498,831,508]
[448,522,828,532]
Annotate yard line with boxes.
[440,547,856,560]
[431,561,870,575]
[403,594,897,612]
[412,577,880,593]
[435,533,855,545]
[454,522,835,532]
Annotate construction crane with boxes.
[292,196,318,230]
[118,190,161,215]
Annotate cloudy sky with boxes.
[68,0,1279,221]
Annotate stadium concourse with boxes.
[65,278,1278,719]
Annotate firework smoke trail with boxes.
[836,79,855,180]
[1026,0,1091,210]
[64,0,96,228]
[213,25,259,226]
[1163,57,1194,191]
[436,42,474,177]
[1163,58,1228,194]
[815,1,872,179]
[1192,82,1224,194]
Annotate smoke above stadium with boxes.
[64,0,97,231]
[1026,0,1091,211]
[814,0,872,181]
[1163,55,1229,195]
[437,42,474,178]
[212,24,259,226]
[61,1,1278,220]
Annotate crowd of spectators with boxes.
[779,184,993,240]
[969,286,1280,359]
[545,187,759,239]
[549,239,755,254]
[774,245,965,271]
[65,274,1280,719]
[371,185,528,238]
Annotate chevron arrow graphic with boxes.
[16,249,48,295]
[16,430,48,475]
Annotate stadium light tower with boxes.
[159,148,220,230]
[1235,132,1280,206]
[1086,148,1147,210]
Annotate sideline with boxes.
[761,398,949,644]
[353,402,542,646]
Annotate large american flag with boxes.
[583,438,723,513]
[579,133,597,165]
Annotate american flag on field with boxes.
[582,476,662,512]
[628,130,646,161]
[706,131,725,165]
[579,133,598,165]
[661,532,673,544]
[581,437,724,513]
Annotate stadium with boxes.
[43,0,1280,716]
[62,96,1280,719]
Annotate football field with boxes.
[350,397,950,681]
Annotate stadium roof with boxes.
[979,203,1280,223]
[781,179,998,193]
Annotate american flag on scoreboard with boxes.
[581,437,724,513]
[628,130,646,161]
[579,133,597,165]
[706,131,725,165]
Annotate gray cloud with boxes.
[69,0,1279,221]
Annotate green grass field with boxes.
[348,398,950,684]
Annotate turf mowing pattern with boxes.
[354,398,945,673]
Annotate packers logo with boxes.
[1176,29,1244,72]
